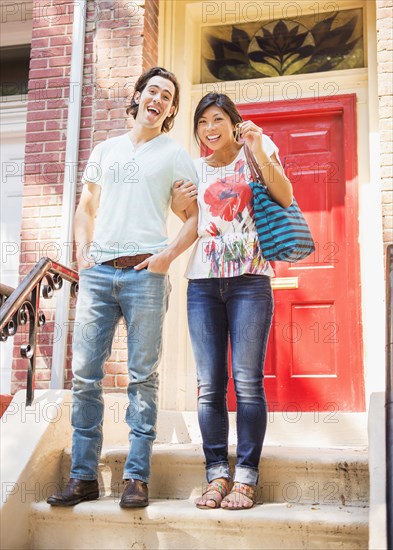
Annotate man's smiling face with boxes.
[134,75,176,130]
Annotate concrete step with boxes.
[29,498,368,550]
[60,444,369,506]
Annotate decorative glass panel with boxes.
[201,8,364,82]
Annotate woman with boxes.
[174,93,293,510]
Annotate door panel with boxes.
[229,94,364,412]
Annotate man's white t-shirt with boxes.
[81,132,198,263]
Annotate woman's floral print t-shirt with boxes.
[186,137,280,279]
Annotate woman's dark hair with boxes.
[193,93,243,143]
[126,67,180,133]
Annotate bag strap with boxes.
[244,144,266,187]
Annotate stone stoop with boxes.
[28,444,369,549]
[29,499,368,550]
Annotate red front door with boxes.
[228,94,364,412]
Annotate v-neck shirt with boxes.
[81,132,198,263]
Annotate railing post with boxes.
[25,284,40,406]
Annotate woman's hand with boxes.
[237,121,265,156]
[171,180,198,222]
[171,180,198,220]
[238,121,293,208]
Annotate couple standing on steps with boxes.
[47,66,293,511]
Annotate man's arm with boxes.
[74,182,101,270]
[134,201,198,274]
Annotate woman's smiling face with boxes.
[196,106,236,151]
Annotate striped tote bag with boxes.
[245,145,315,262]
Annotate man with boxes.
[47,67,198,508]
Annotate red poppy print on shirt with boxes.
[203,159,253,222]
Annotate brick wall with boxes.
[376,0,393,247]
[12,0,159,394]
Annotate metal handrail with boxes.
[0,257,79,405]
[386,244,393,549]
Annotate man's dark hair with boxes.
[193,93,243,143]
[126,67,180,133]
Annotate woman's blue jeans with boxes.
[187,275,273,485]
[70,264,170,483]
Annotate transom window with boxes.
[201,8,364,82]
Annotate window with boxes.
[0,45,31,97]
[201,8,364,82]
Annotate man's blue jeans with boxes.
[70,264,170,483]
[187,275,273,486]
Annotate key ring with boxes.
[233,123,241,143]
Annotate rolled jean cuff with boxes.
[234,466,259,485]
[69,474,97,481]
[206,462,231,483]
[123,474,148,484]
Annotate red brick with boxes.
[33,369,52,382]
[79,150,91,161]
[45,98,68,109]
[45,142,67,152]
[111,47,139,59]
[94,120,126,131]
[20,182,43,194]
[21,215,41,229]
[97,20,127,29]
[110,67,135,78]
[39,4,70,18]
[33,26,70,38]
[46,120,65,131]
[45,78,69,89]
[97,29,112,39]
[84,42,94,55]
[81,106,93,117]
[25,143,44,154]
[103,375,116,388]
[50,35,72,46]
[105,363,127,375]
[110,108,127,119]
[116,375,129,387]
[40,89,64,101]
[26,121,45,132]
[42,184,63,196]
[30,59,48,70]
[26,131,61,143]
[31,37,50,49]
[11,369,29,382]
[29,68,64,80]
[27,86,45,101]
[27,109,58,121]
[108,129,127,139]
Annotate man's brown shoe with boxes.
[120,478,149,508]
[47,478,99,506]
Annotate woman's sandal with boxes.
[195,479,230,509]
[221,482,256,510]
